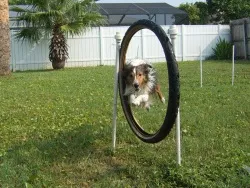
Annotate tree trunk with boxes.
[52,59,66,69]
[49,26,68,70]
[0,0,10,76]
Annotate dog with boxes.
[122,59,165,110]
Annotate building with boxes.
[97,3,188,25]
[9,3,188,28]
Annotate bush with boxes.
[212,37,232,60]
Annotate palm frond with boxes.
[11,0,104,44]
[14,27,43,43]
[14,10,63,29]
[24,0,51,11]
[10,6,33,14]
[60,12,104,36]
[60,22,85,36]
[80,12,105,27]
[63,0,103,22]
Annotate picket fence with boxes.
[10,24,230,71]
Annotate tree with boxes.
[179,3,200,24]
[195,2,209,24]
[207,0,250,24]
[9,0,30,5]
[10,0,104,69]
[0,0,11,75]
[9,0,100,5]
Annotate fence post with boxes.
[168,25,181,166]
[99,27,104,66]
[168,25,178,54]
[232,45,235,85]
[181,24,185,61]
[244,19,248,59]
[112,32,122,150]
[218,24,221,37]
[141,29,145,59]
[200,46,203,87]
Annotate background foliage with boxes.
[178,3,201,25]
[179,0,250,24]
[212,37,233,60]
[207,0,250,24]
[9,0,29,5]
[9,0,99,5]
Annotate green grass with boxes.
[0,60,250,187]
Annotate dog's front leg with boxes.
[129,94,141,106]
[138,94,151,110]
[134,94,151,110]
[136,94,148,103]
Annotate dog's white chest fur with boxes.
[128,88,150,108]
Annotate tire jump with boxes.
[118,19,180,143]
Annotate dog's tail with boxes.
[155,84,165,103]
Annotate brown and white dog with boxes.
[122,59,165,110]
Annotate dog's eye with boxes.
[138,73,142,77]
[130,74,133,78]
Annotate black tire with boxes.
[118,19,180,143]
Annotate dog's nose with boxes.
[133,83,139,89]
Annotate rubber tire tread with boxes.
[118,19,180,143]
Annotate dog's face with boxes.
[123,64,151,91]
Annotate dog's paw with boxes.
[141,95,149,102]
[131,100,140,106]
[145,104,150,111]
[130,96,141,106]
[161,97,165,104]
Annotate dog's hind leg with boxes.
[155,84,165,103]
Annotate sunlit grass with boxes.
[0,60,250,187]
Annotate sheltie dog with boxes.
[122,59,165,110]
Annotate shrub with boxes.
[212,37,232,60]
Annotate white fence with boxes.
[10,24,230,71]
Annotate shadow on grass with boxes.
[14,69,56,74]
[0,124,193,187]
[4,124,108,164]
[0,124,112,186]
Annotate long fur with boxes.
[122,59,165,110]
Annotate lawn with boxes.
[0,60,250,187]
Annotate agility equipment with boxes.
[118,20,180,143]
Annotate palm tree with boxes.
[0,0,11,75]
[11,0,104,69]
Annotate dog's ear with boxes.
[143,64,152,74]
[122,69,127,78]
[122,64,133,78]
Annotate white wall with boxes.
[10,24,230,71]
